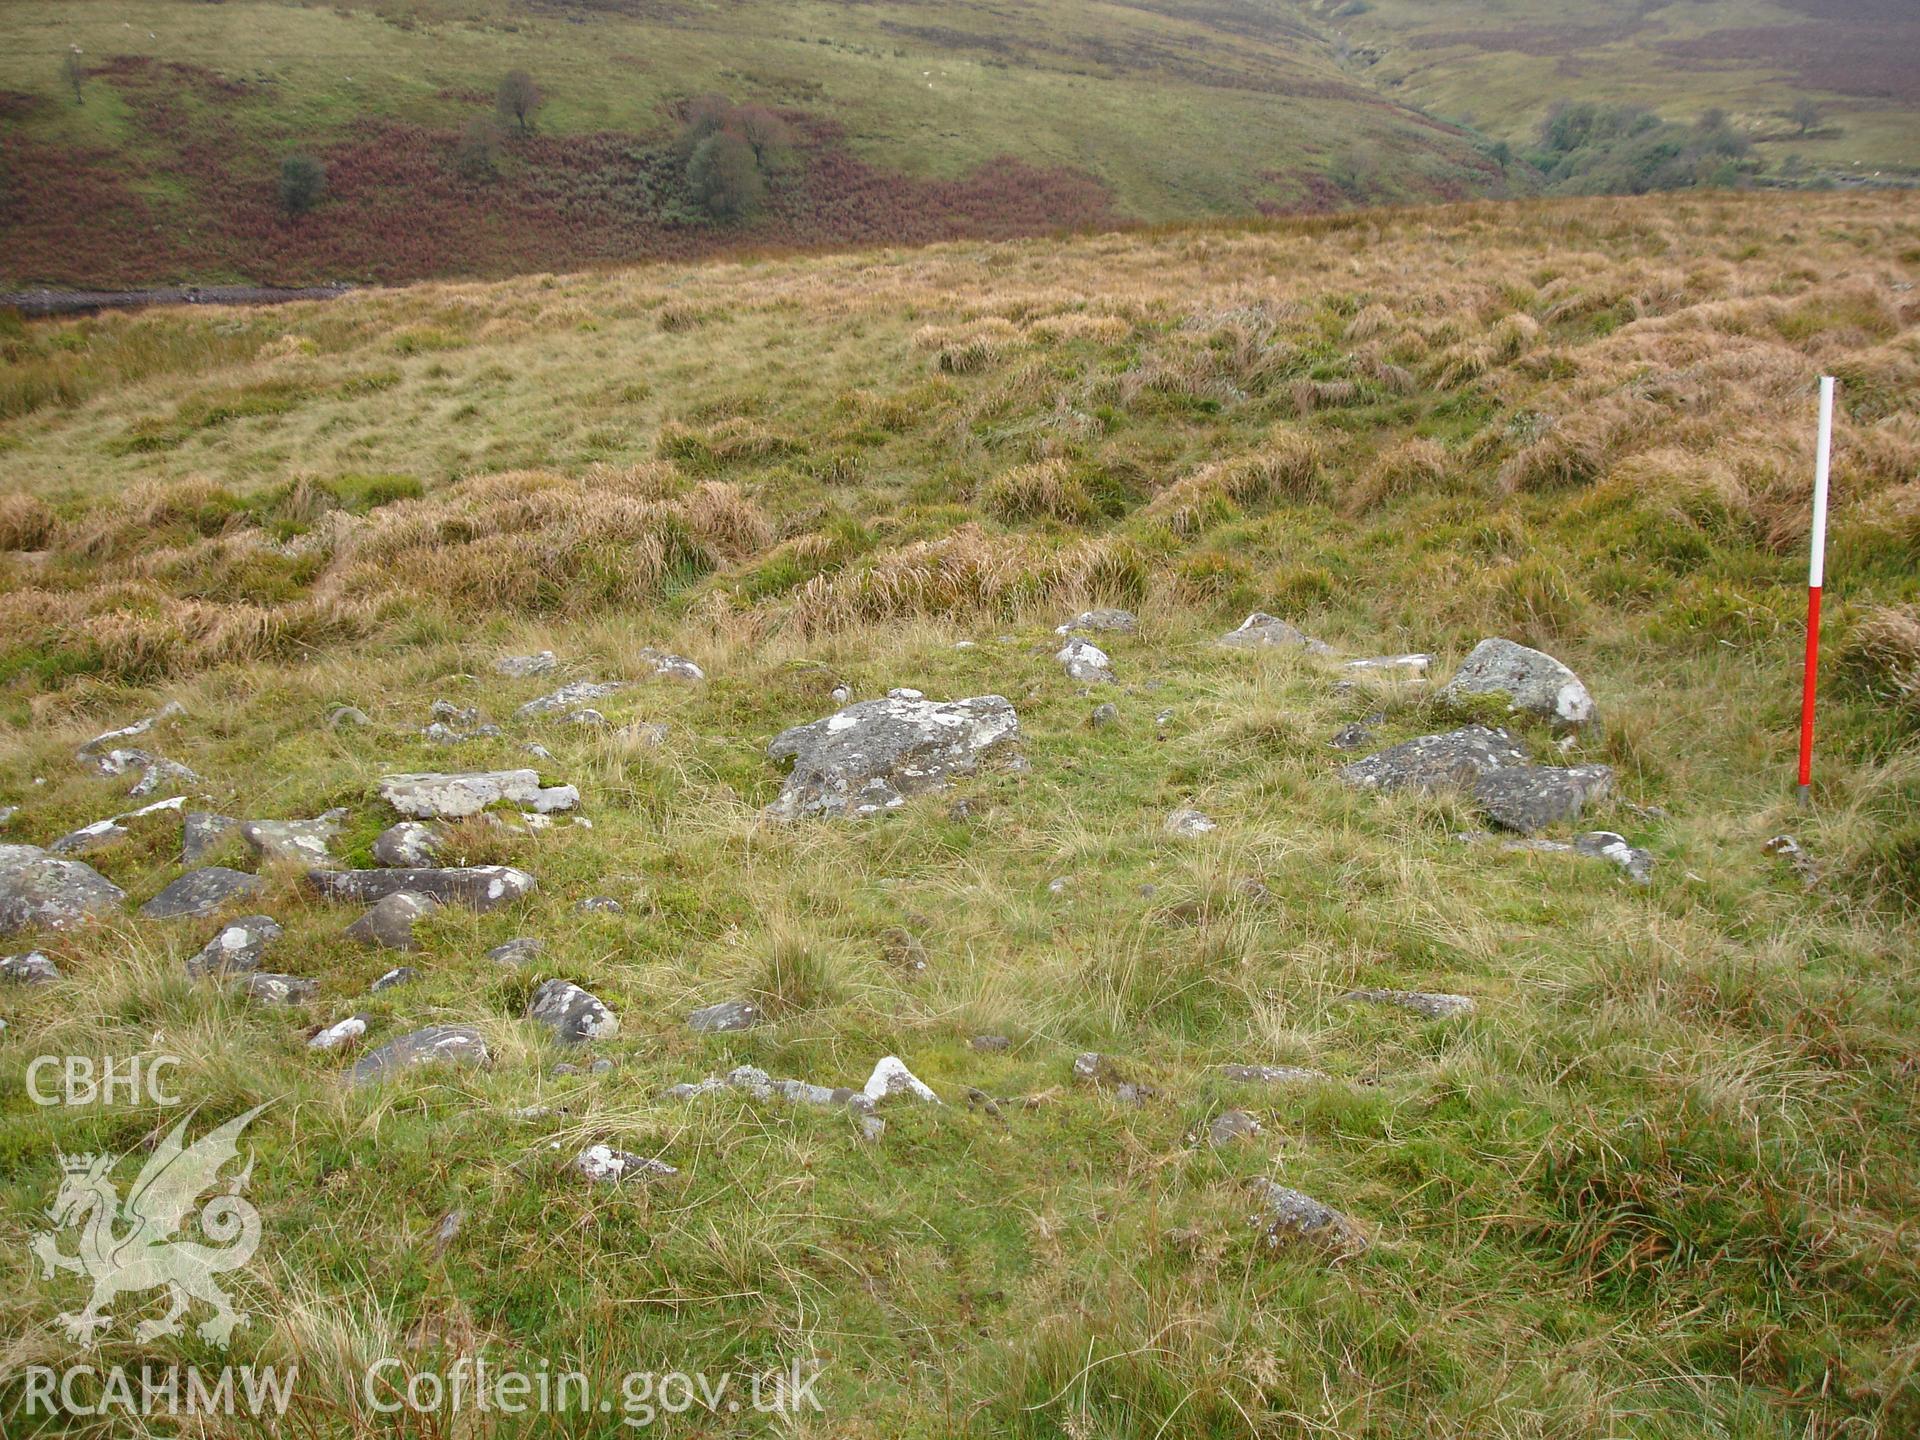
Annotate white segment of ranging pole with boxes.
[1796,375,1835,802]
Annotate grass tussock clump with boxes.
[914,317,1023,374]
[1143,430,1323,533]
[1843,604,1920,722]
[0,493,61,551]
[1024,311,1132,346]
[656,415,800,470]
[1497,396,1656,494]
[1346,436,1453,514]
[979,459,1097,524]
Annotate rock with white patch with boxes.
[369,965,417,991]
[310,865,536,911]
[1056,637,1116,684]
[348,1023,489,1085]
[495,651,557,679]
[516,681,622,719]
[240,811,348,868]
[0,845,127,935]
[137,866,263,920]
[573,1144,676,1185]
[185,915,283,978]
[687,998,761,1034]
[1219,613,1333,654]
[488,937,544,966]
[1342,653,1431,676]
[766,694,1022,820]
[1055,608,1138,636]
[1165,806,1217,838]
[641,647,704,682]
[1218,1063,1329,1085]
[1437,637,1595,728]
[378,771,576,820]
[1248,1178,1368,1256]
[3,949,62,984]
[309,1014,370,1051]
[75,702,185,765]
[1574,830,1654,884]
[863,1055,941,1105]
[372,821,446,868]
[528,979,620,1045]
[182,812,240,865]
[241,972,317,1006]
[1339,726,1531,793]
[1200,1110,1262,1146]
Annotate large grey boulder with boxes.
[1339,726,1530,793]
[240,812,348,868]
[766,694,1021,820]
[1219,613,1333,654]
[527,979,619,1044]
[1056,638,1115,684]
[0,845,128,935]
[1472,764,1613,834]
[372,821,446,868]
[348,1024,489,1085]
[312,866,534,912]
[138,867,264,921]
[379,771,577,820]
[1248,1179,1369,1256]
[186,915,283,978]
[344,890,439,950]
[1437,638,1595,728]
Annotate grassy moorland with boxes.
[0,191,1917,1437]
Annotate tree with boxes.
[688,132,764,221]
[733,105,795,171]
[1487,138,1513,172]
[676,93,736,158]
[496,69,543,136]
[454,116,502,180]
[62,47,84,106]
[1788,98,1822,136]
[278,153,326,216]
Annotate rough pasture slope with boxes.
[1,192,1919,1437]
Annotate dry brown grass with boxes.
[979,459,1097,523]
[1845,604,1920,717]
[0,492,60,551]
[1346,436,1453,514]
[1144,428,1322,533]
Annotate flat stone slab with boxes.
[766,694,1021,820]
[1056,608,1137,635]
[528,979,619,1044]
[182,812,240,865]
[1248,1178,1369,1256]
[240,812,348,868]
[1472,764,1613,834]
[309,1014,370,1051]
[138,867,264,921]
[379,771,576,820]
[517,681,623,719]
[240,972,317,1005]
[1217,1063,1329,1085]
[348,1024,489,1085]
[310,866,536,912]
[186,915,283,978]
[0,844,127,935]
[1339,726,1530,793]
[688,998,761,1033]
[574,1145,677,1184]
[1340,987,1474,1019]
[1219,613,1333,653]
[1342,654,1432,676]
[1437,637,1595,728]
[488,937,544,966]
[372,821,446,868]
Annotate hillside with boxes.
[1,191,1917,1435]
[3,0,1914,289]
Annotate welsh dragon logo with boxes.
[30,1104,268,1348]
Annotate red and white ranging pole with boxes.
[1797,375,1836,804]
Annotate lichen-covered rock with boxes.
[348,1024,489,1085]
[240,811,348,868]
[1340,987,1474,1019]
[1056,637,1116,683]
[1437,637,1595,728]
[1056,608,1138,636]
[1328,721,1377,751]
[3,949,62,984]
[528,978,620,1044]
[1217,1063,1329,1085]
[1472,764,1613,834]
[310,865,536,912]
[573,1145,677,1185]
[495,651,557,678]
[343,891,439,950]
[369,965,417,992]
[1201,1110,1262,1146]
[240,972,317,1006]
[517,681,622,719]
[378,771,576,819]
[0,845,127,935]
[50,796,186,858]
[766,694,1021,820]
[488,937,544,966]
[1219,613,1333,653]
[1339,726,1530,793]
[1248,1178,1368,1256]
[186,915,283,978]
[138,867,263,921]
[576,896,624,914]
[1574,831,1654,885]
[688,999,761,1034]
[1341,654,1432,676]
[642,647,705,682]
[372,821,446,868]
[182,812,240,865]
[1166,806,1217,838]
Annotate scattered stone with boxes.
[590,1057,615,1074]
[373,821,446,868]
[370,965,417,992]
[308,1014,370,1051]
[888,687,925,701]
[3,950,62,984]
[626,721,670,747]
[576,896,624,914]
[1166,806,1217,838]
[430,1208,465,1252]
[688,999,761,1034]
[1342,654,1432,676]
[879,927,929,973]
[1248,1178,1368,1256]
[970,1034,1011,1053]
[50,796,187,857]
[1200,1110,1262,1147]
[241,972,317,1006]
[1328,721,1376,751]
[565,709,608,728]
[1764,834,1818,889]
[344,891,439,950]
[1574,831,1654,885]
[1056,608,1138,636]
[863,1055,941,1105]
[641,647,704,682]
[1089,702,1119,729]
[430,699,483,729]
[76,702,186,761]
[1056,637,1116,684]
[666,1064,880,1125]
[182,812,240,865]
[528,979,620,1045]
[517,681,622,719]
[524,743,554,762]
[766,694,1022,820]
[138,866,263,921]
[240,811,348,869]
[326,705,370,729]
[1340,987,1474,1019]
[379,771,576,820]
[1219,613,1333,654]
[488,937,544,966]
[1472,764,1613,834]
[574,1145,677,1185]
[1339,726,1531,793]
[1218,1069,1329,1099]
[310,866,536,912]
[186,915,283,978]
[829,683,852,705]
[0,844,128,936]
[1437,637,1595,728]
[348,1024,489,1085]
[495,651,557,679]
[1072,1052,1121,1086]
[946,797,974,822]
[1047,876,1072,895]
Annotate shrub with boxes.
[496,70,543,135]
[278,154,326,216]
[688,133,765,221]
[453,118,501,181]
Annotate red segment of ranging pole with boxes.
[1797,375,1836,803]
